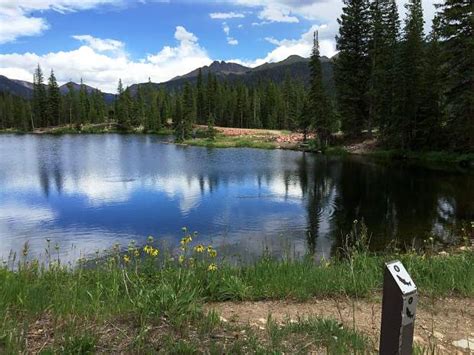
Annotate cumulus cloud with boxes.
[258,4,299,23]
[0,0,118,43]
[0,26,212,93]
[209,11,245,19]
[72,35,124,52]
[232,24,335,68]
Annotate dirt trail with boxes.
[207,297,474,354]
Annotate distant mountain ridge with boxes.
[0,54,335,100]
[0,76,115,103]
[134,54,335,96]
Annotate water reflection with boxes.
[0,134,472,262]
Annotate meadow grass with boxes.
[184,135,278,150]
[0,226,472,353]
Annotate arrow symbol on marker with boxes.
[397,275,412,287]
[406,307,414,318]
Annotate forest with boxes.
[0,0,472,153]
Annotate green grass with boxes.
[184,135,277,149]
[0,226,472,352]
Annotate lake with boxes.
[0,134,472,262]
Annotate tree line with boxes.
[0,0,472,152]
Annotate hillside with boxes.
[0,76,115,103]
[130,55,335,97]
[0,55,335,101]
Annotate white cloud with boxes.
[72,35,124,52]
[0,0,119,43]
[258,4,299,23]
[209,11,245,19]
[227,38,239,46]
[232,24,334,68]
[223,23,230,36]
[221,22,238,46]
[0,26,212,93]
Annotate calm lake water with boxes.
[0,134,472,262]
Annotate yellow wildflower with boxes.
[180,236,192,246]
[123,255,130,263]
[208,263,217,272]
[134,249,140,257]
[208,248,217,258]
[144,245,151,254]
[194,244,205,253]
[179,255,185,264]
[151,248,159,257]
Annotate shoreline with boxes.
[1,126,473,168]
[1,242,472,353]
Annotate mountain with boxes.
[133,54,335,97]
[170,60,250,81]
[0,76,115,103]
[1,54,335,100]
[59,82,115,103]
[0,75,34,99]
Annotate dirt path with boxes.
[207,296,474,353]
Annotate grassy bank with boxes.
[1,125,173,136]
[1,227,472,352]
[184,135,278,150]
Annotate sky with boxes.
[0,0,439,93]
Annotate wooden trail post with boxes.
[379,260,418,354]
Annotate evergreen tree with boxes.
[367,0,399,135]
[79,78,89,124]
[335,0,371,137]
[173,96,185,141]
[298,96,312,142]
[115,79,131,128]
[310,31,333,149]
[196,68,206,124]
[396,0,425,149]
[418,18,444,148]
[182,81,195,138]
[47,69,61,126]
[32,64,47,128]
[376,0,401,143]
[436,0,474,151]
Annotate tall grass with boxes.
[0,225,472,352]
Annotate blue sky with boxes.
[0,0,437,92]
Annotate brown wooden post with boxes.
[379,260,418,354]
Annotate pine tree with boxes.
[310,31,333,149]
[418,18,444,148]
[47,69,61,126]
[182,81,195,138]
[299,96,312,142]
[436,0,474,151]
[173,96,185,141]
[196,68,206,124]
[115,79,130,128]
[79,78,89,124]
[335,0,371,137]
[376,0,401,143]
[32,64,47,128]
[396,0,425,149]
[368,0,398,135]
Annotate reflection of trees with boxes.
[37,137,64,197]
[29,135,474,255]
[330,159,468,251]
[297,153,339,257]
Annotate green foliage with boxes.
[335,0,371,137]
[310,31,334,149]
